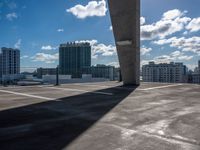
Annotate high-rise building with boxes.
[189,60,200,84]
[59,42,91,78]
[0,47,20,82]
[142,62,187,83]
[194,60,200,73]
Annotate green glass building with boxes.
[59,42,91,78]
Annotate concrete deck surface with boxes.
[0,82,199,150]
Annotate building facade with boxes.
[82,64,115,80]
[0,53,2,78]
[0,47,20,82]
[36,68,57,79]
[142,62,187,83]
[188,60,200,84]
[191,73,200,84]
[199,60,200,70]
[59,42,91,78]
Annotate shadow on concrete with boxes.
[0,85,137,150]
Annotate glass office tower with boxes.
[59,42,91,78]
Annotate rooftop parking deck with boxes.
[0,82,200,150]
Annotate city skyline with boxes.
[0,0,200,71]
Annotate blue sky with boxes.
[0,0,200,72]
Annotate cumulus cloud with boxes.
[92,43,116,57]
[142,50,193,67]
[57,28,64,32]
[153,55,174,63]
[107,62,119,68]
[66,0,107,19]
[170,50,193,60]
[140,16,146,25]
[6,12,18,21]
[41,45,57,50]
[141,9,191,40]
[186,64,197,70]
[31,53,58,64]
[162,9,185,20]
[20,55,29,59]
[186,17,200,32]
[154,36,200,55]
[141,60,150,67]
[109,26,113,31]
[14,39,21,49]
[151,51,193,64]
[183,31,188,35]
[141,46,152,55]
[76,40,116,59]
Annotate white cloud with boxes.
[41,45,57,50]
[170,50,193,60]
[183,31,188,35]
[162,9,185,20]
[14,39,21,49]
[140,16,146,25]
[141,60,150,66]
[76,40,98,46]
[177,55,193,60]
[141,9,191,40]
[94,43,116,57]
[154,36,200,55]
[142,50,193,66]
[107,62,119,68]
[57,28,64,32]
[67,0,107,19]
[186,17,200,32]
[110,9,194,41]
[153,50,193,64]
[170,50,182,57]
[186,64,197,70]
[141,46,152,55]
[6,12,18,21]
[109,26,113,31]
[31,53,58,64]
[76,40,116,59]
[20,55,29,59]
[153,55,174,64]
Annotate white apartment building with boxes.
[142,62,187,83]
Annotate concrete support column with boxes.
[108,0,140,85]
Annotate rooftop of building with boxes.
[60,42,91,47]
[1,47,20,51]
[0,82,200,150]
[144,61,185,66]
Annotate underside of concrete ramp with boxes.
[108,0,140,85]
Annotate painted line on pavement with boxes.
[0,89,53,100]
[139,84,183,91]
